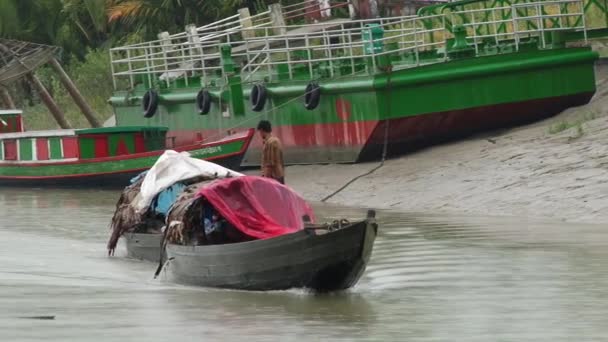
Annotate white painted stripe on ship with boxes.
[0,140,3,160]
[16,139,20,161]
[31,138,37,161]
[47,139,51,160]
[60,138,64,159]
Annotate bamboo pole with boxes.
[26,73,72,129]
[0,87,15,109]
[48,58,101,127]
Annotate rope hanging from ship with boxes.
[135,59,392,203]
[321,65,393,203]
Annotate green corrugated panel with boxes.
[19,138,33,161]
[108,134,135,156]
[49,138,62,159]
[79,137,96,159]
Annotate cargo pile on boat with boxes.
[105,151,378,293]
[163,180,214,245]
[106,150,242,255]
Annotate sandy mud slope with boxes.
[280,61,608,224]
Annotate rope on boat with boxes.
[321,66,393,203]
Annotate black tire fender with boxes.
[196,88,211,115]
[142,89,159,118]
[304,82,321,110]
[250,83,267,112]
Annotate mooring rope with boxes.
[321,65,393,203]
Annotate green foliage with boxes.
[19,49,115,130]
[0,1,20,36]
[548,111,597,137]
[0,0,282,129]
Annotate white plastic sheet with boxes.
[132,150,243,213]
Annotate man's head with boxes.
[257,120,272,140]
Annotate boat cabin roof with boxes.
[0,129,75,139]
[75,126,169,135]
[0,109,23,116]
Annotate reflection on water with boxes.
[1,188,608,341]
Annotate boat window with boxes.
[3,140,17,160]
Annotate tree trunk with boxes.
[48,58,101,127]
[26,73,72,129]
[0,87,16,109]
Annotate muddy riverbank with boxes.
[274,61,608,224]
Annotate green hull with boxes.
[110,47,598,165]
[0,130,252,187]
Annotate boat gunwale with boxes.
[0,128,253,170]
[166,219,371,257]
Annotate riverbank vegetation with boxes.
[0,0,295,129]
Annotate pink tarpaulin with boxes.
[198,176,316,240]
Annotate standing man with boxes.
[257,120,285,184]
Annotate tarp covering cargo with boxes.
[132,150,243,213]
[198,176,315,240]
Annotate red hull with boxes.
[165,91,594,166]
[359,91,595,160]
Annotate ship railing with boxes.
[511,0,587,47]
[109,8,274,89]
[110,13,423,88]
[232,14,448,80]
[109,0,590,90]
[446,0,587,54]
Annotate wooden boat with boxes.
[162,211,377,292]
[109,173,378,291]
[0,109,253,187]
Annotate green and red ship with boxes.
[107,0,603,166]
[1,0,604,187]
[0,109,253,187]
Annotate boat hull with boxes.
[359,90,595,160]
[165,218,378,292]
[124,233,163,262]
[0,130,252,188]
[110,47,598,165]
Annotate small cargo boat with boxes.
[163,212,377,292]
[108,159,378,291]
[0,109,253,187]
[155,176,378,292]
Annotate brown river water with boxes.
[1,188,607,341]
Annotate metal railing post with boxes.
[286,37,293,80]
[126,49,134,89]
[305,34,313,79]
[537,3,545,48]
[109,51,117,89]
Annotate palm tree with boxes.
[62,0,110,48]
[107,0,246,38]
